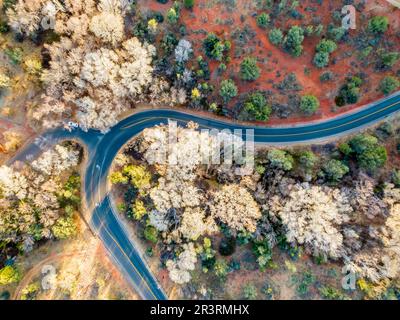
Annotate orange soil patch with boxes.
[139,0,400,126]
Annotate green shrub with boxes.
[240,57,260,81]
[300,95,320,115]
[241,92,271,121]
[256,13,270,29]
[368,16,389,34]
[268,149,294,171]
[322,159,349,181]
[283,26,304,57]
[0,266,20,285]
[379,76,399,95]
[268,28,283,45]
[219,79,238,102]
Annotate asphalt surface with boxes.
[9,90,400,300]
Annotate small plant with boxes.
[243,283,258,300]
[269,28,283,46]
[256,13,270,29]
[4,47,23,65]
[300,95,320,115]
[240,57,260,81]
[219,79,238,103]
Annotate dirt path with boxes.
[12,251,86,300]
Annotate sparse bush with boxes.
[283,26,304,57]
[380,76,399,95]
[300,95,319,115]
[240,57,260,81]
[368,16,389,34]
[219,79,238,103]
[256,13,270,29]
[269,28,283,45]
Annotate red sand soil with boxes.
[138,0,400,126]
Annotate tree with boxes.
[52,216,77,239]
[166,7,179,24]
[210,185,261,233]
[219,237,236,256]
[300,95,320,115]
[219,79,238,103]
[214,260,229,280]
[144,225,158,243]
[166,243,197,284]
[313,51,330,68]
[183,0,194,9]
[314,39,337,68]
[283,26,304,57]
[241,92,271,121]
[0,266,20,285]
[90,11,124,45]
[243,284,258,300]
[349,134,387,171]
[256,13,270,29]
[269,182,352,259]
[368,16,389,34]
[122,165,152,190]
[203,33,228,61]
[316,39,337,54]
[240,57,260,81]
[378,51,400,69]
[298,150,318,172]
[322,159,349,182]
[267,149,294,171]
[336,76,363,106]
[379,76,399,95]
[268,28,283,46]
[175,39,193,63]
[0,72,11,89]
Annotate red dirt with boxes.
[138,0,400,125]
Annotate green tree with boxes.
[328,26,345,41]
[203,33,228,61]
[298,150,318,172]
[243,283,258,300]
[0,266,20,285]
[300,95,320,115]
[392,170,400,187]
[240,57,260,81]
[368,16,389,34]
[219,79,238,103]
[349,134,387,171]
[379,51,400,69]
[52,216,77,239]
[122,165,152,190]
[379,76,399,95]
[109,171,129,184]
[256,13,270,29]
[316,39,337,54]
[314,39,337,68]
[322,159,349,181]
[214,260,229,280]
[242,92,271,121]
[313,51,330,68]
[268,28,283,46]
[144,226,158,243]
[267,149,294,171]
[166,7,179,24]
[284,26,304,57]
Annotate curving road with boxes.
[9,91,400,300]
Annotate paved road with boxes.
[9,91,400,300]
